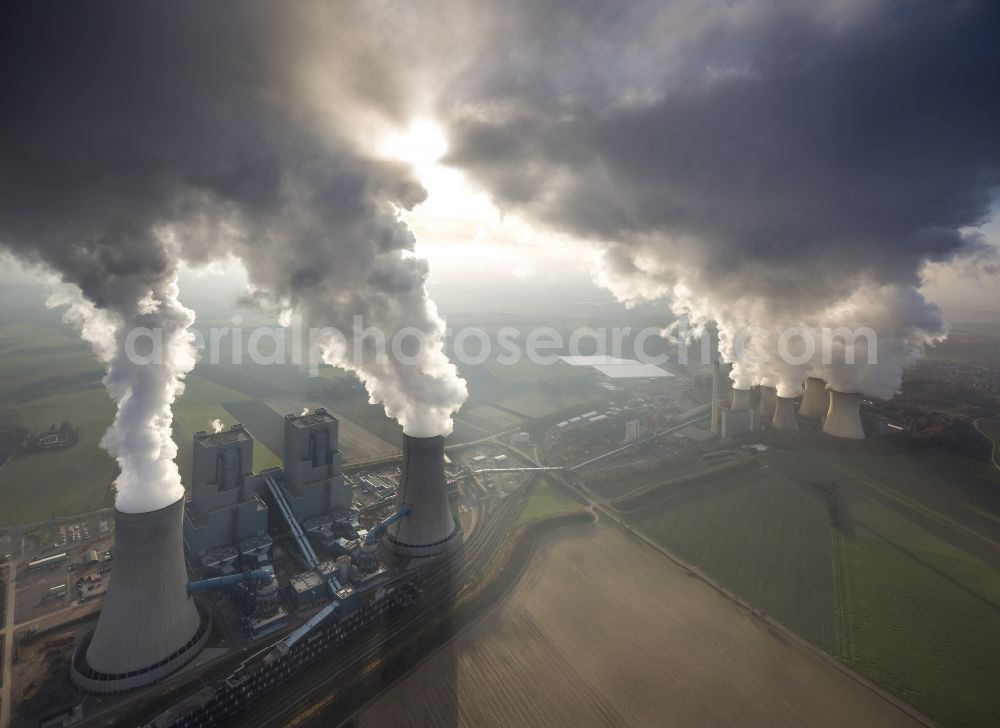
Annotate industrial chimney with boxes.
[710,361,720,434]
[757,386,778,421]
[798,377,829,420]
[71,497,209,693]
[384,435,460,558]
[822,390,866,439]
[771,396,799,431]
[731,387,752,410]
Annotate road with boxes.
[1,563,15,728]
[974,416,1000,472]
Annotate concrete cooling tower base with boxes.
[384,435,461,559]
[731,387,752,410]
[822,390,866,440]
[799,377,829,420]
[70,497,210,694]
[757,386,778,421]
[772,396,799,431]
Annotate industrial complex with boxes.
[12,405,455,718]
[0,361,911,727]
[709,366,877,442]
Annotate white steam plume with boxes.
[442,0,996,400]
[46,277,196,513]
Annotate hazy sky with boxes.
[1,0,998,327]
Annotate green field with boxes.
[613,446,1000,728]
[586,459,713,499]
[625,463,837,650]
[516,478,585,526]
[835,499,1000,728]
[0,323,104,403]
[0,320,117,524]
[0,387,116,523]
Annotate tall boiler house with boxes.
[282,408,350,519]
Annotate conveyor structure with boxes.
[263,473,348,655]
[187,567,274,594]
[365,505,411,545]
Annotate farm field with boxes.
[622,446,1000,728]
[767,448,1000,559]
[496,387,608,420]
[0,387,116,524]
[192,362,295,400]
[0,324,103,404]
[976,415,1000,445]
[221,400,287,459]
[0,324,116,524]
[468,356,610,420]
[455,404,524,436]
[976,415,1000,470]
[834,499,1000,728]
[357,523,921,728]
[514,478,584,526]
[586,459,713,499]
[625,462,837,650]
[315,393,404,446]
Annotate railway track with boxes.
[228,492,527,727]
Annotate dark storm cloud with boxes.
[448,0,1000,303]
[0,1,417,303]
[442,0,1000,396]
[0,1,467,509]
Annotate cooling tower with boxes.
[384,435,460,558]
[798,377,829,420]
[71,497,209,693]
[731,387,752,410]
[822,390,866,439]
[757,386,778,421]
[772,396,799,431]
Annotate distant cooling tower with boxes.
[71,497,209,693]
[757,386,778,420]
[384,435,460,558]
[731,387,752,410]
[823,390,866,439]
[798,377,829,420]
[772,396,799,431]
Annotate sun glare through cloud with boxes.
[1,4,999,726]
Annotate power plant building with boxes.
[184,425,269,557]
[71,409,362,695]
[281,409,351,520]
[290,570,326,610]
